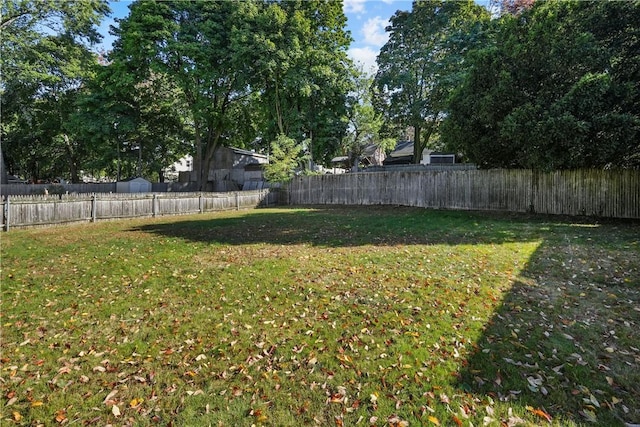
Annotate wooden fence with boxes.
[3,170,638,229]
[286,169,640,219]
[1,190,279,231]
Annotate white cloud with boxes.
[361,16,389,47]
[348,46,379,74]
[343,0,366,14]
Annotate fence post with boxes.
[199,193,203,214]
[91,194,97,222]
[3,195,9,232]
[152,194,157,217]
[236,192,240,210]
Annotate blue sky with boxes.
[99,1,490,74]
[343,0,413,73]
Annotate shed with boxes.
[116,177,152,193]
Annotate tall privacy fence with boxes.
[3,170,638,230]
[1,189,279,231]
[286,169,640,219]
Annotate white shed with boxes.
[116,177,152,193]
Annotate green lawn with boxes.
[1,206,638,426]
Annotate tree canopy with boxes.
[2,0,638,185]
[374,0,489,163]
[442,0,640,169]
[1,0,109,182]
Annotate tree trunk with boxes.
[413,120,437,164]
[195,121,205,191]
[413,125,422,164]
[196,121,223,192]
[62,134,80,183]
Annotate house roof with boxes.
[120,177,152,183]
[331,156,349,163]
[330,143,383,164]
[383,155,413,165]
[228,147,268,160]
[388,140,414,158]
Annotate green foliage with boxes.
[110,0,260,187]
[1,35,102,182]
[3,0,638,180]
[1,1,355,182]
[0,0,109,85]
[0,1,109,181]
[110,0,353,186]
[443,0,640,170]
[374,0,489,163]
[71,61,193,181]
[251,0,354,165]
[264,134,305,183]
[341,70,394,168]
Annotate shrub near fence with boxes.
[1,190,278,231]
[286,169,640,219]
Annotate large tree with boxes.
[443,0,640,170]
[373,0,489,163]
[71,61,193,182]
[251,0,354,166]
[1,0,109,182]
[111,0,259,189]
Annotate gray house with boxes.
[195,146,269,191]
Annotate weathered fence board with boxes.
[286,169,640,219]
[1,190,278,231]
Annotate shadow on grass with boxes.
[131,206,640,425]
[132,205,555,248]
[457,222,640,425]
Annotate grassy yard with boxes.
[1,206,638,426]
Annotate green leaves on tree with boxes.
[442,1,640,170]
[264,134,305,184]
[373,0,489,163]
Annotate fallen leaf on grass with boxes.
[526,406,552,423]
[389,415,409,427]
[112,404,121,417]
[250,409,268,423]
[103,389,118,404]
[55,409,67,423]
[428,415,441,426]
[13,411,22,421]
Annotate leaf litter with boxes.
[0,208,638,425]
